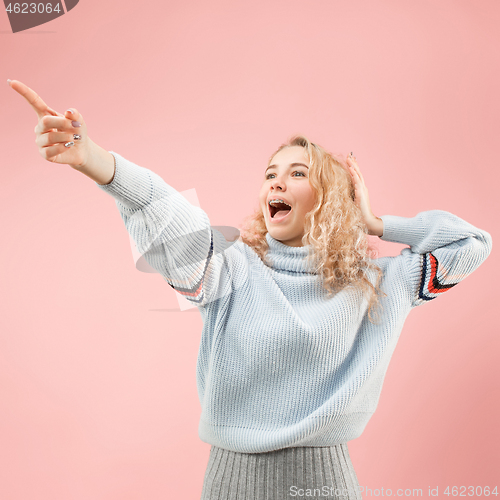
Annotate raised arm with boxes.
[8,78,244,308]
[379,210,492,307]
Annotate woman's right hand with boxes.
[8,79,92,169]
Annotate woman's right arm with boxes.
[9,79,246,308]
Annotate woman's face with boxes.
[259,145,317,247]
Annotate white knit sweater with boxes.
[96,152,493,453]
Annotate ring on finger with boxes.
[73,134,81,140]
[65,141,75,147]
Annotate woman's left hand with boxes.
[346,153,384,237]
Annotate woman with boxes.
[9,79,493,500]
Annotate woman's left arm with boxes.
[346,154,493,307]
[377,210,492,307]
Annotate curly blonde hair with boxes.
[238,134,387,324]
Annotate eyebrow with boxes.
[265,162,309,172]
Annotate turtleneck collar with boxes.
[265,232,317,274]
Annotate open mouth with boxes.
[268,200,292,219]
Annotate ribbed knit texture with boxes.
[200,445,362,500]
[97,152,493,454]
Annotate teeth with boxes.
[268,199,291,207]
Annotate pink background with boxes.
[1,0,499,498]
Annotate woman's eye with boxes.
[265,171,305,179]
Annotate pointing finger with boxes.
[8,79,52,119]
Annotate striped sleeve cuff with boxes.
[378,211,492,307]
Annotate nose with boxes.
[270,176,285,191]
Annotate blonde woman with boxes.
[9,79,492,500]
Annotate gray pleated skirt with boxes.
[200,444,362,500]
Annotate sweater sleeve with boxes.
[379,210,493,308]
[95,151,243,308]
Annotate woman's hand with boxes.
[7,79,91,169]
[346,153,384,237]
